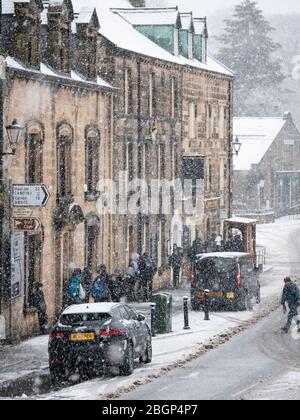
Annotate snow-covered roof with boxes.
[180,12,194,32]
[233,117,286,171]
[79,4,232,77]
[194,17,207,37]
[6,56,114,89]
[76,7,95,24]
[63,303,121,315]
[197,252,251,260]
[226,217,258,224]
[2,0,30,14]
[111,7,181,27]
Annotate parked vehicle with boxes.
[49,303,152,383]
[191,252,261,312]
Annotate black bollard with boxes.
[204,289,210,321]
[183,296,191,330]
[150,303,156,337]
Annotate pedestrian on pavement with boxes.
[169,245,182,289]
[91,265,111,303]
[81,266,92,303]
[109,269,124,302]
[32,282,48,335]
[139,252,157,302]
[125,262,138,302]
[281,277,300,333]
[214,234,223,252]
[67,268,86,306]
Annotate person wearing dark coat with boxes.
[91,265,111,303]
[81,267,92,303]
[31,282,48,335]
[169,247,182,289]
[138,253,157,302]
[109,269,124,302]
[281,277,300,333]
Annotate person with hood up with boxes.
[91,265,111,303]
[281,277,300,333]
[67,268,86,306]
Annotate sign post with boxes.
[13,218,41,233]
[12,184,50,208]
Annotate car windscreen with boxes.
[59,313,112,327]
[196,258,236,291]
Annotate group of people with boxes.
[125,252,157,302]
[67,265,123,306]
[188,233,244,262]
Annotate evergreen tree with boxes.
[218,0,285,115]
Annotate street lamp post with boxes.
[233,136,242,157]
[2,119,23,156]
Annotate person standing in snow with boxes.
[81,266,92,303]
[281,277,300,333]
[91,265,111,303]
[139,253,157,302]
[32,282,48,335]
[169,245,182,289]
[109,269,124,302]
[67,268,85,306]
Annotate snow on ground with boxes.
[1,216,299,400]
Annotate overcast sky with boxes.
[163,0,300,17]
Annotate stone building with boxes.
[0,0,113,340]
[0,0,233,341]
[233,113,300,221]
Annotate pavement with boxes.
[0,216,299,399]
[121,308,300,401]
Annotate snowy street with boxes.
[0,217,299,400]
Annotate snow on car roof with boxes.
[62,303,121,315]
[233,117,286,171]
[196,252,251,259]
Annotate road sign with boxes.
[12,184,50,208]
[13,208,33,218]
[13,218,41,232]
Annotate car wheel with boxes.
[140,335,152,364]
[49,366,65,385]
[237,291,247,311]
[120,342,134,376]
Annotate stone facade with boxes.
[0,0,113,341]
[233,114,300,220]
[0,0,233,341]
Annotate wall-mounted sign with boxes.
[13,218,41,233]
[12,184,50,208]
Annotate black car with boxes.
[49,302,152,382]
[191,252,261,311]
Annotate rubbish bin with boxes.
[152,293,172,334]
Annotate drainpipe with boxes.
[228,78,234,219]
[0,37,6,315]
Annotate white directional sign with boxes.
[12,184,50,208]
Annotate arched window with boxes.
[26,123,44,183]
[85,127,100,199]
[57,124,73,197]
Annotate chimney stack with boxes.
[129,0,146,7]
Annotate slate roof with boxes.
[233,117,287,171]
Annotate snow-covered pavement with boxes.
[0,216,299,400]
